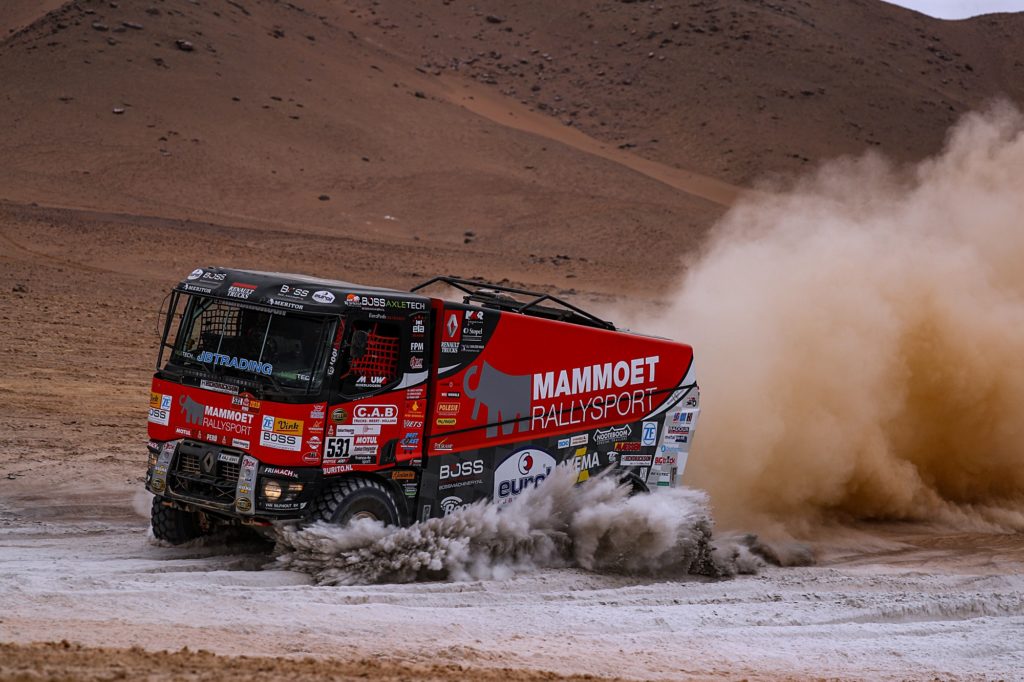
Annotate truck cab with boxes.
[145,268,699,543]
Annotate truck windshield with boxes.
[167,295,335,394]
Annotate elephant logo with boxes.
[463,361,532,438]
[178,394,205,426]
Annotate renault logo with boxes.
[201,451,216,475]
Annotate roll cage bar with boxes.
[411,276,615,331]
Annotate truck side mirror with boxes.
[351,329,368,360]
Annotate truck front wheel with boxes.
[151,496,207,544]
[308,477,400,526]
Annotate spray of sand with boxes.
[638,103,1024,533]
[274,467,776,585]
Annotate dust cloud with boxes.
[641,103,1024,533]
[274,467,770,585]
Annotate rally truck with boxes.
[145,268,700,543]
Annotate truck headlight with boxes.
[262,479,283,501]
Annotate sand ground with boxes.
[1,202,1023,681]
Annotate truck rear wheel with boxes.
[151,496,207,545]
[308,477,400,526]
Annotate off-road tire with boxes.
[308,477,400,526]
[151,496,205,544]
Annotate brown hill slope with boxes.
[1,0,1022,295]
[327,0,1024,184]
[0,0,726,297]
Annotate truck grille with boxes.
[168,441,243,508]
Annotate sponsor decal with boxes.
[410,342,425,353]
[325,429,378,463]
[440,459,483,480]
[437,402,461,415]
[441,391,461,399]
[187,268,204,280]
[673,411,695,423]
[226,282,257,299]
[641,421,658,446]
[534,356,660,400]
[267,298,304,310]
[312,290,335,304]
[494,449,555,503]
[441,311,463,353]
[302,451,319,463]
[614,441,642,451]
[218,452,241,465]
[231,438,250,450]
[307,435,322,450]
[279,284,310,298]
[401,432,420,449]
[465,310,483,321]
[392,470,416,480]
[260,430,301,451]
[330,407,348,424]
[205,405,256,424]
[259,416,303,452]
[385,299,427,311]
[569,434,589,447]
[564,447,601,481]
[178,395,205,425]
[181,281,215,293]
[353,404,398,425]
[323,464,354,475]
[195,351,273,376]
[406,386,425,400]
[148,392,172,426]
[619,452,654,466]
[403,419,424,429]
[261,416,303,435]
[263,466,297,478]
[175,427,192,437]
[440,495,469,515]
[231,396,261,410]
[310,403,326,420]
[530,357,660,431]
[344,293,360,306]
[412,318,425,335]
[594,424,631,444]
[668,425,690,435]
[435,417,457,426]
[200,379,239,395]
[464,361,532,438]
[355,374,388,387]
[557,437,570,449]
[410,356,423,370]
[433,439,454,452]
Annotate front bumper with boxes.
[146,439,320,520]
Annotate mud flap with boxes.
[149,441,177,494]
[651,384,700,489]
[235,454,258,514]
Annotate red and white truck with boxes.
[145,268,700,543]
